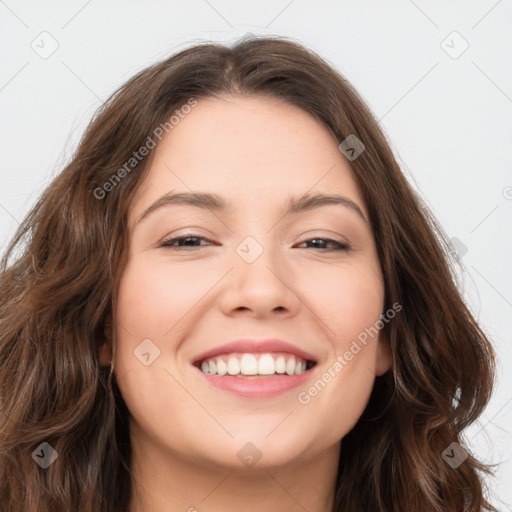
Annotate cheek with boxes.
[113,256,227,390]
[112,259,192,392]
[115,258,215,338]
[293,262,384,433]
[294,260,384,345]
[113,259,207,441]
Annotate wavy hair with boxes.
[0,36,496,511]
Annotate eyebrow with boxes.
[136,191,367,224]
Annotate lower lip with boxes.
[195,367,315,398]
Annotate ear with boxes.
[374,327,392,376]
[99,314,113,367]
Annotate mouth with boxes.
[193,352,317,378]
[190,338,319,398]
[193,355,318,398]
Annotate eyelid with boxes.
[294,237,350,251]
[295,230,348,243]
[158,228,214,243]
[158,232,351,252]
[158,233,216,248]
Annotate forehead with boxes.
[129,95,366,224]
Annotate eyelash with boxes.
[158,235,350,252]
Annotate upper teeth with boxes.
[199,352,309,376]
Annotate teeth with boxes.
[198,352,311,376]
[227,356,241,375]
[285,356,296,375]
[275,355,286,373]
[258,354,275,375]
[216,358,228,376]
[240,354,258,375]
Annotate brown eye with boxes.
[295,238,350,251]
[159,235,215,249]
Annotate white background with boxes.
[1,1,511,509]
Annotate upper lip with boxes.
[192,338,318,365]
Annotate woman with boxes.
[0,36,497,511]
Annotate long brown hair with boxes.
[0,35,497,511]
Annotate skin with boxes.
[100,95,392,512]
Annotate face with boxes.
[106,95,391,470]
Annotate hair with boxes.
[0,35,497,511]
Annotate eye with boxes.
[158,235,215,249]
[158,235,350,252]
[294,237,350,251]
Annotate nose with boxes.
[218,243,300,319]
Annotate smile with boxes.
[193,352,318,398]
[195,352,316,377]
